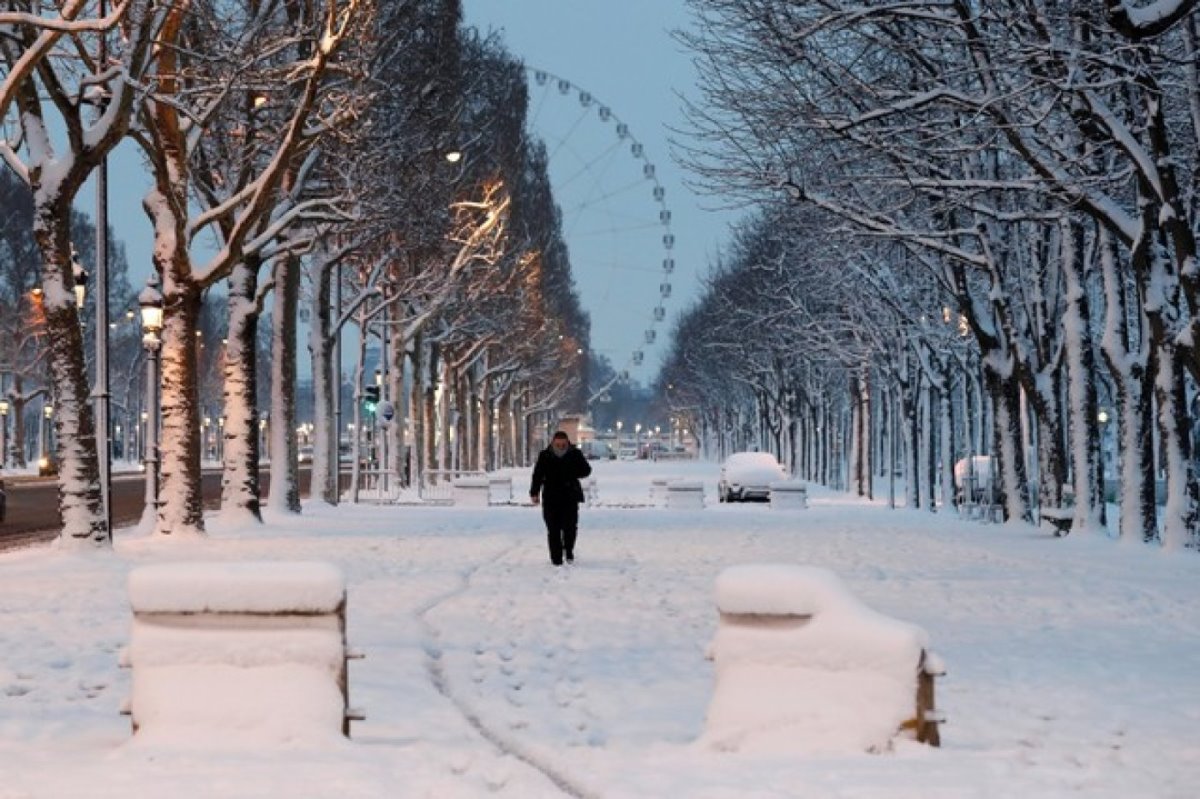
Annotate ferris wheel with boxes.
[522,67,677,396]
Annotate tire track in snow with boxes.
[413,538,597,799]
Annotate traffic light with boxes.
[363,384,380,413]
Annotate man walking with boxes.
[530,431,593,566]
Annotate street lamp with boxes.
[139,272,164,525]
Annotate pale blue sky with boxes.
[76,1,735,383]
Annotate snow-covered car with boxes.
[718,451,787,502]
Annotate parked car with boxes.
[0,473,6,523]
[580,440,614,460]
[718,451,787,502]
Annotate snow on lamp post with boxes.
[139,273,164,526]
[71,250,87,311]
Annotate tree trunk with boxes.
[307,255,338,505]
[268,254,301,513]
[1098,227,1158,542]
[939,380,955,510]
[983,351,1031,524]
[6,380,28,468]
[1154,344,1199,550]
[903,378,919,509]
[156,267,205,536]
[410,337,426,488]
[33,216,106,545]
[220,260,263,522]
[1060,218,1106,533]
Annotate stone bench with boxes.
[666,480,705,510]
[769,480,808,509]
[488,476,513,504]
[453,476,491,507]
[120,561,364,742]
[704,563,944,752]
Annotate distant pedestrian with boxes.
[529,431,593,566]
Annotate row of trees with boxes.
[1,0,590,545]
[662,0,1200,548]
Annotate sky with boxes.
[3,459,1198,797]
[460,0,738,384]
[74,0,737,387]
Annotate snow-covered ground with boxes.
[1,458,1197,798]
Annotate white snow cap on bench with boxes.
[707,564,931,753]
[128,561,346,615]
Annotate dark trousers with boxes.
[542,502,579,564]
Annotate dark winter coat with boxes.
[530,445,593,505]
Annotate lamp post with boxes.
[139,273,163,527]
[40,403,53,475]
[1097,408,1112,480]
[0,398,7,469]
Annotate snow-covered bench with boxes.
[120,561,364,742]
[666,480,704,510]
[453,476,491,507]
[769,480,808,509]
[704,564,944,753]
[488,476,513,504]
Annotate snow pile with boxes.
[704,563,930,754]
[126,561,349,747]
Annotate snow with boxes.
[1,458,1198,798]
[128,560,346,613]
[706,565,929,753]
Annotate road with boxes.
[0,467,314,550]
